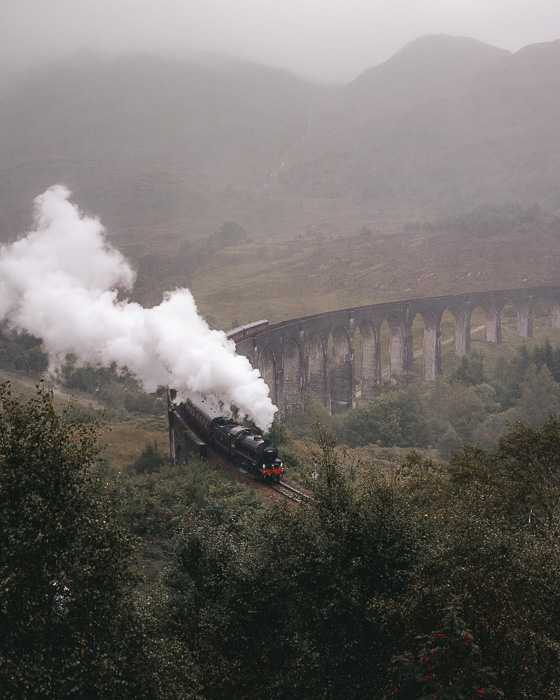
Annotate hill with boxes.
[0,53,329,252]
[187,225,560,330]
[277,36,560,223]
[1,35,560,305]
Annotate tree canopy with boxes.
[0,383,192,698]
[3,382,560,698]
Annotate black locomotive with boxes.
[176,395,284,480]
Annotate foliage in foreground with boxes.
[159,417,560,698]
[0,383,196,698]
[4,383,560,698]
[163,423,418,698]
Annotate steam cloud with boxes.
[0,185,277,429]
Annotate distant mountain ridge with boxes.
[347,35,511,103]
[1,35,560,256]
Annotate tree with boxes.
[508,364,560,427]
[334,389,432,448]
[437,424,461,459]
[497,413,560,527]
[283,387,331,440]
[432,382,486,443]
[0,329,48,373]
[130,440,169,474]
[451,348,486,386]
[393,609,503,698]
[491,344,532,410]
[410,420,560,698]
[0,383,188,698]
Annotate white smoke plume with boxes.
[0,185,277,429]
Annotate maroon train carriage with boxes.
[182,396,284,481]
[226,319,269,344]
[167,390,210,463]
[181,396,218,439]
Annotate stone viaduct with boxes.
[235,286,560,419]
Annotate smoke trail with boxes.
[0,185,277,429]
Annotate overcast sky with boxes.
[2,0,560,83]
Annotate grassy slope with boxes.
[0,370,169,472]
[100,418,169,472]
[188,228,560,329]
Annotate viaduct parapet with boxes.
[235,286,560,419]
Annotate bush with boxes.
[130,441,169,474]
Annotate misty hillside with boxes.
[0,53,329,251]
[345,35,510,108]
[278,36,560,216]
[1,35,560,256]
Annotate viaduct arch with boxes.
[235,286,560,419]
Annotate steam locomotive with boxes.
[176,394,284,481]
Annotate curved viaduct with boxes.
[236,286,560,419]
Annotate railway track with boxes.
[268,480,312,505]
[213,453,312,505]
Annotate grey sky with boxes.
[2,0,560,83]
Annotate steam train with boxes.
[171,393,284,481]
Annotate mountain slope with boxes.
[0,53,328,249]
[1,36,560,260]
[346,35,511,107]
[276,36,560,221]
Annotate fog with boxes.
[2,0,560,84]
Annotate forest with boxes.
[284,338,560,460]
[2,332,560,697]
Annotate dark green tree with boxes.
[491,344,532,410]
[335,389,432,448]
[393,609,503,698]
[532,337,553,369]
[0,329,48,373]
[508,364,560,428]
[451,348,486,386]
[437,424,461,459]
[130,440,169,474]
[283,387,332,440]
[0,383,193,698]
[408,419,560,699]
[431,381,486,443]
[497,413,560,527]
